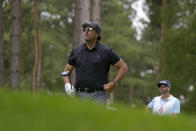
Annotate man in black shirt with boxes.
[63,22,128,102]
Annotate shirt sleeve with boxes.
[109,48,120,65]
[148,98,155,109]
[173,99,180,114]
[68,48,75,66]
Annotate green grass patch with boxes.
[0,89,196,131]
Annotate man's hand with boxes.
[103,59,128,93]
[64,83,75,97]
[103,82,116,93]
[146,105,150,111]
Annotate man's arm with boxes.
[104,59,128,92]
[63,64,74,84]
[113,59,128,82]
[172,99,180,117]
[145,98,155,112]
[146,105,150,111]
[63,64,75,96]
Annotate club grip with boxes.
[61,71,70,76]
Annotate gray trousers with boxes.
[75,91,109,103]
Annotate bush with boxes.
[0,89,196,131]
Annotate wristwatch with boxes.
[113,80,118,87]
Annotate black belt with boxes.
[76,88,104,93]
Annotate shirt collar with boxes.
[161,95,173,102]
[167,95,173,100]
[83,41,99,51]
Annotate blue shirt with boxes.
[148,95,180,115]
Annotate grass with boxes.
[0,89,196,131]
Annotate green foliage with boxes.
[162,10,196,113]
[39,0,74,90]
[142,0,196,113]
[101,0,158,105]
[0,89,196,131]
[36,0,74,90]
[2,0,12,83]
[2,0,196,114]
[2,0,158,107]
[20,0,35,89]
[2,0,74,90]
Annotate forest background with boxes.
[0,0,196,114]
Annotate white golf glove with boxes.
[64,83,75,97]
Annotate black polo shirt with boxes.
[68,42,120,89]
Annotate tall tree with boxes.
[71,0,90,84]
[0,0,4,86]
[10,0,21,88]
[91,0,101,24]
[33,0,41,93]
[161,0,196,113]
[73,0,90,47]
[158,0,167,76]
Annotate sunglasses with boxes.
[158,84,168,88]
[82,27,94,32]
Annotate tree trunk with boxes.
[91,0,101,24]
[33,0,41,93]
[73,0,90,47]
[158,0,167,76]
[72,0,90,84]
[0,0,4,86]
[10,0,21,88]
